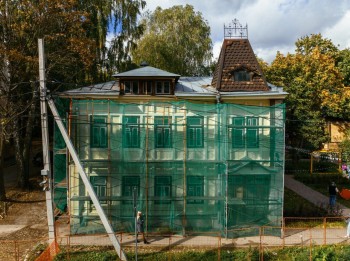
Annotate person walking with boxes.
[345,216,350,239]
[328,181,339,209]
[136,211,149,244]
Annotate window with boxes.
[187,117,204,148]
[124,81,139,94]
[187,176,204,204]
[232,116,259,148]
[156,81,171,94]
[144,81,152,95]
[154,176,171,204]
[233,70,251,81]
[122,176,140,204]
[155,116,172,148]
[90,116,108,148]
[91,176,107,204]
[123,116,140,148]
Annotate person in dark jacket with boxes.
[329,181,339,208]
[136,211,149,244]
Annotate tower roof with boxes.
[211,38,269,92]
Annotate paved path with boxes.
[284,175,350,216]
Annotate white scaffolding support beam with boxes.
[47,98,127,261]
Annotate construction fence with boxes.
[2,217,350,261]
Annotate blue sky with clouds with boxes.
[141,0,350,63]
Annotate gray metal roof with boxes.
[62,81,119,95]
[113,66,180,78]
[58,78,287,99]
[175,77,216,94]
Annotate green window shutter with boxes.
[100,126,107,147]
[155,176,171,204]
[187,117,204,148]
[247,129,258,148]
[123,116,140,148]
[90,116,108,148]
[247,117,259,148]
[90,176,107,204]
[155,117,172,148]
[131,127,139,147]
[233,129,244,148]
[164,127,171,147]
[187,176,204,204]
[122,176,140,204]
[156,128,163,147]
[232,117,244,148]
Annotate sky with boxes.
[142,0,350,63]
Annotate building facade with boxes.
[53,36,287,237]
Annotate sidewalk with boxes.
[284,175,350,216]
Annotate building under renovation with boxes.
[53,24,287,237]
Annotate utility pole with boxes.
[38,38,55,242]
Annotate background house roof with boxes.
[212,39,269,92]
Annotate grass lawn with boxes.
[50,245,350,261]
[293,172,350,209]
[283,188,328,217]
[286,159,350,209]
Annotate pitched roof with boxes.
[62,81,119,95]
[113,66,180,78]
[212,39,269,92]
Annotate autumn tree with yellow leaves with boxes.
[263,34,350,152]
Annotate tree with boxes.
[295,33,339,58]
[0,0,146,199]
[131,5,213,76]
[77,0,146,81]
[336,48,350,87]
[0,0,98,196]
[264,35,346,152]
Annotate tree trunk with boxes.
[0,134,6,200]
[14,84,37,190]
[14,124,27,189]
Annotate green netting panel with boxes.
[53,98,69,209]
[54,99,285,238]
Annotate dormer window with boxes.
[124,81,139,94]
[156,81,170,94]
[233,70,251,82]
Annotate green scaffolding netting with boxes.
[53,98,285,238]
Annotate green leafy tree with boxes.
[79,0,146,80]
[339,130,350,162]
[265,35,346,152]
[336,48,350,87]
[295,33,339,57]
[131,5,213,76]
